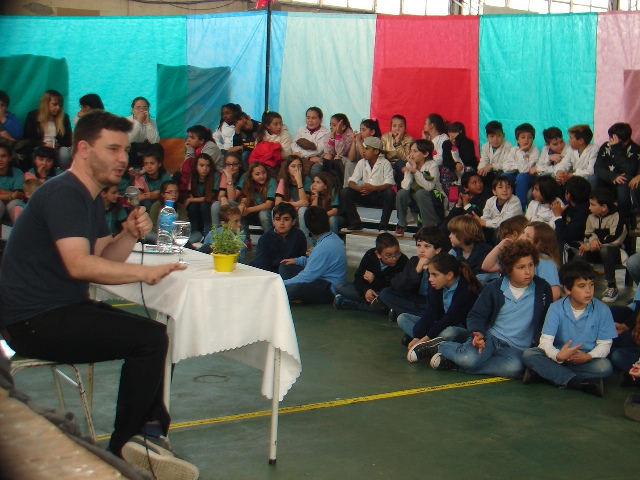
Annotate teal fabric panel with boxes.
[157,65,188,139]
[186,11,287,124]
[0,55,69,125]
[0,16,186,130]
[479,13,597,148]
[278,13,375,131]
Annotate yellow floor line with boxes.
[111,302,138,307]
[95,376,510,441]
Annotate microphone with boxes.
[124,186,140,208]
[124,186,144,240]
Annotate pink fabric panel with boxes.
[595,12,640,145]
[371,15,479,143]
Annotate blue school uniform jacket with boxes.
[466,275,553,346]
[413,274,479,339]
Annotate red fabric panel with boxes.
[371,15,479,144]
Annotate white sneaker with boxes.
[122,440,199,480]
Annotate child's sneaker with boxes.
[430,353,458,370]
[407,337,445,362]
[602,287,618,303]
[369,296,388,313]
[395,226,406,237]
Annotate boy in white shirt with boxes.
[340,136,396,232]
[503,123,540,209]
[475,175,523,243]
[555,124,598,189]
[535,126,572,178]
[478,120,513,188]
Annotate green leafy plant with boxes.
[209,221,246,255]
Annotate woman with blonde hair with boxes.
[23,89,72,169]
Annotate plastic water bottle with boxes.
[157,200,177,252]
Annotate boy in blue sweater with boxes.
[249,202,307,272]
[521,260,616,397]
[429,240,553,377]
[280,206,347,304]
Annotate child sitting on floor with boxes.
[522,260,616,397]
[525,175,563,228]
[428,240,553,378]
[279,207,347,304]
[447,215,493,277]
[375,226,446,320]
[402,253,482,355]
[249,202,307,273]
[199,204,247,263]
[334,232,408,312]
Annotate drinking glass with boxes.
[171,221,191,265]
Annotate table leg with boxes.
[156,313,173,413]
[269,347,281,464]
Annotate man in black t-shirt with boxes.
[0,111,195,475]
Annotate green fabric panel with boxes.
[0,55,69,125]
[157,64,188,139]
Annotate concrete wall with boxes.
[0,0,364,16]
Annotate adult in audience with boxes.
[23,89,73,169]
[126,96,160,170]
[73,93,105,126]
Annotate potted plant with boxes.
[210,221,246,272]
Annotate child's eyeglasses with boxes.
[381,252,402,260]
[225,162,240,167]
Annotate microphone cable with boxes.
[124,186,152,321]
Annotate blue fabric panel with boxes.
[186,65,232,132]
[186,11,287,124]
[278,13,375,131]
[0,16,186,127]
[479,13,597,148]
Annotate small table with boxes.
[93,247,301,462]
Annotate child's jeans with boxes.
[438,332,525,378]
[522,347,613,386]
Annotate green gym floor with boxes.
[8,233,640,480]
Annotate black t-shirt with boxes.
[0,172,110,327]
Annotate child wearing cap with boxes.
[340,136,396,232]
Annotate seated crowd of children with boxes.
[3,88,640,401]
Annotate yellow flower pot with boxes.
[212,252,239,273]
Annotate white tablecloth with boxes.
[94,248,301,401]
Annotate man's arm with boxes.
[57,207,185,285]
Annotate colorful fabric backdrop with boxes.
[0,11,637,157]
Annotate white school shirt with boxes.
[556,144,598,178]
[292,126,330,158]
[525,198,564,228]
[481,195,523,228]
[536,144,573,177]
[400,160,442,192]
[348,157,395,187]
[431,133,449,167]
[503,145,541,173]
[478,140,513,171]
[126,115,160,144]
[212,122,236,150]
